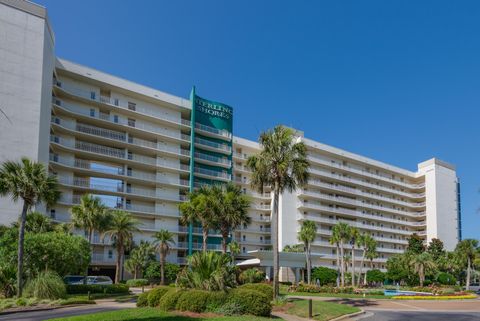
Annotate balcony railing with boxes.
[195,122,232,140]
[194,152,231,166]
[194,137,231,153]
[194,167,231,180]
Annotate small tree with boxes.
[153,229,175,285]
[228,240,241,263]
[298,220,317,284]
[455,239,479,290]
[406,234,425,254]
[0,158,60,297]
[125,240,155,279]
[410,253,436,287]
[366,269,385,285]
[311,266,337,286]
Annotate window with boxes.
[90,108,95,117]
[127,151,132,160]
[242,247,246,253]
[114,98,119,106]
[90,92,96,100]
[128,118,135,127]
[113,115,119,123]
[127,167,132,176]
[108,250,113,259]
[50,209,56,219]
[128,102,136,111]
[242,235,246,241]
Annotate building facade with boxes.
[0,1,461,278]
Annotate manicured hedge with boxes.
[147,286,170,307]
[126,279,149,287]
[66,284,129,295]
[157,289,185,311]
[226,288,271,317]
[288,283,354,294]
[238,283,273,299]
[175,290,225,313]
[136,292,149,307]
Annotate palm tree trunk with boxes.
[202,228,208,252]
[466,257,471,290]
[340,241,345,287]
[16,202,29,297]
[360,250,366,286]
[306,243,311,284]
[336,243,340,287]
[272,187,280,299]
[221,232,228,254]
[160,252,165,285]
[351,245,355,287]
[85,229,93,285]
[115,242,123,284]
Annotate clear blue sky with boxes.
[37,0,479,240]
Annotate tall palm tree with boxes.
[365,240,379,284]
[71,194,110,244]
[409,252,436,287]
[329,225,341,287]
[336,222,351,287]
[179,186,219,252]
[228,240,241,263]
[104,210,140,284]
[349,227,359,287]
[247,125,309,298]
[298,220,317,284]
[217,183,251,253]
[125,240,155,279]
[0,158,60,297]
[455,239,479,290]
[358,234,375,286]
[153,229,175,285]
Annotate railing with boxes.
[233,152,249,160]
[194,152,231,166]
[251,204,271,210]
[195,122,232,139]
[91,253,116,263]
[76,122,126,141]
[195,137,231,152]
[194,167,231,180]
[233,164,251,172]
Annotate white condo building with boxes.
[0,1,461,279]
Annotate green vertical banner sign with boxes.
[194,95,233,132]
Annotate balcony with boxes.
[195,122,232,141]
[233,152,249,160]
[194,167,231,181]
[194,151,231,167]
[251,204,271,211]
[194,137,231,154]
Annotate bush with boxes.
[238,283,273,299]
[226,288,271,317]
[24,271,66,300]
[239,268,265,284]
[66,284,129,295]
[126,279,149,287]
[288,283,355,294]
[157,289,184,311]
[366,269,385,284]
[176,290,217,313]
[311,266,337,286]
[437,272,457,285]
[147,286,170,307]
[144,262,181,285]
[136,292,149,307]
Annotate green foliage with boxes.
[0,263,16,298]
[66,284,129,295]
[226,288,272,316]
[238,283,273,299]
[176,251,237,291]
[288,283,355,294]
[427,238,446,261]
[311,266,337,286]
[175,290,226,313]
[239,268,265,284]
[366,269,385,283]
[283,244,304,252]
[124,241,155,279]
[437,272,457,285]
[24,271,66,300]
[136,292,149,307]
[407,234,425,254]
[125,279,148,287]
[146,286,170,307]
[144,262,180,284]
[157,289,184,311]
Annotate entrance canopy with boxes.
[236,250,323,268]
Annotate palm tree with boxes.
[12,211,54,233]
[409,252,436,287]
[358,234,375,286]
[153,229,175,285]
[298,220,317,284]
[335,222,351,287]
[329,226,341,287]
[247,125,309,298]
[0,158,60,297]
[349,227,359,287]
[455,239,479,290]
[228,240,241,263]
[365,240,379,284]
[217,183,251,253]
[125,240,155,279]
[71,194,110,244]
[104,210,140,284]
[179,186,219,252]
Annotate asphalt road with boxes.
[361,311,480,321]
[0,305,129,321]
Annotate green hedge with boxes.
[66,284,129,295]
[136,292,149,307]
[311,267,338,286]
[126,279,149,287]
[288,283,355,294]
[175,290,225,313]
[238,283,273,299]
[147,286,170,307]
[157,289,185,311]
[226,288,271,317]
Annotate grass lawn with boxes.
[49,307,280,321]
[283,300,360,321]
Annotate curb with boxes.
[329,309,365,321]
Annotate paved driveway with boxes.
[359,311,480,321]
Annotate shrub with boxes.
[157,289,184,311]
[226,288,271,316]
[239,268,265,284]
[144,262,181,285]
[288,283,355,294]
[214,301,244,315]
[147,286,170,307]
[238,283,273,299]
[176,290,214,312]
[366,269,385,284]
[24,271,66,300]
[126,279,149,287]
[437,272,457,285]
[136,292,149,307]
[311,266,337,286]
[66,284,129,295]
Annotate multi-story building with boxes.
[0,1,461,278]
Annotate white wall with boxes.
[418,158,459,251]
[0,2,55,225]
[279,190,300,250]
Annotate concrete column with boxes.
[294,268,300,285]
